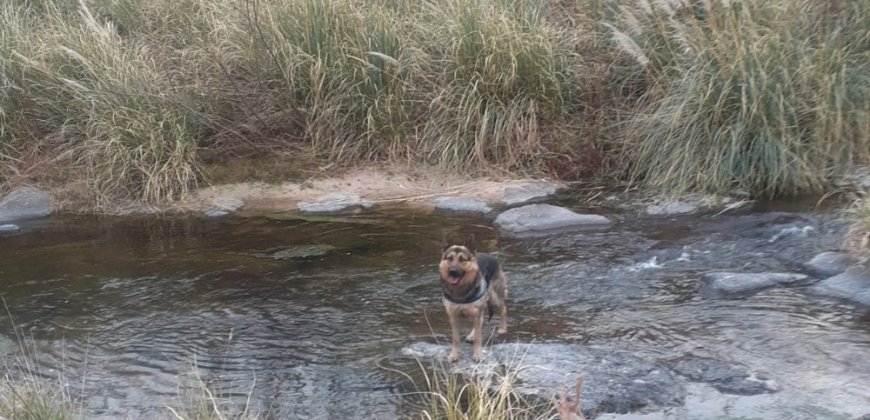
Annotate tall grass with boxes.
[615,0,870,196]
[0,0,867,204]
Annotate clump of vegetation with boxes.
[617,0,869,196]
[0,0,867,205]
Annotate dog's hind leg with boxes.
[465,311,483,343]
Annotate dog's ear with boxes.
[465,233,476,254]
[441,233,450,252]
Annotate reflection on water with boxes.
[0,204,869,419]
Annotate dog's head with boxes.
[439,233,479,287]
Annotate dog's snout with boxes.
[448,269,461,278]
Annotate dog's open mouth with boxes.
[446,274,463,285]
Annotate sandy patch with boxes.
[186,165,561,214]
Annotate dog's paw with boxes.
[465,332,475,343]
[497,326,507,334]
[448,351,460,363]
[472,351,483,363]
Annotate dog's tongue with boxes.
[448,276,462,285]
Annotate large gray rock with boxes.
[0,186,53,222]
[699,272,810,298]
[297,193,373,214]
[0,224,20,233]
[810,268,870,306]
[803,252,854,277]
[433,196,492,214]
[401,342,684,417]
[494,204,610,236]
[501,181,559,206]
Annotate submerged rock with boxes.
[803,252,855,277]
[249,244,337,260]
[433,196,492,214]
[401,342,685,417]
[500,181,559,206]
[494,204,610,236]
[297,193,373,214]
[810,268,870,306]
[699,272,810,298]
[668,356,779,396]
[0,224,20,233]
[0,186,53,222]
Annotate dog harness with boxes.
[442,274,488,304]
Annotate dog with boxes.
[439,233,508,362]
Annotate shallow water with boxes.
[1,200,869,419]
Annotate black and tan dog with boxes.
[439,233,508,362]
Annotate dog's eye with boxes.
[458,256,466,262]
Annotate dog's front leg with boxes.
[471,308,484,362]
[445,304,462,362]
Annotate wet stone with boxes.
[810,268,870,307]
[494,204,610,237]
[500,181,559,206]
[699,272,811,298]
[249,244,337,260]
[803,251,854,277]
[433,196,492,214]
[668,356,779,396]
[0,224,20,233]
[297,193,374,214]
[0,186,53,222]
[401,342,685,417]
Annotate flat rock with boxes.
[0,224,21,233]
[494,204,610,236]
[500,181,559,206]
[433,196,492,214]
[401,342,684,417]
[699,272,810,298]
[668,356,778,396]
[803,252,854,277]
[810,268,870,306]
[202,197,245,218]
[297,193,373,214]
[645,200,699,216]
[0,186,53,222]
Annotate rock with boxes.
[810,268,870,306]
[0,186,53,222]
[202,197,245,218]
[297,193,373,214]
[804,252,855,277]
[501,181,559,206]
[249,244,337,260]
[401,342,684,417]
[0,224,20,233]
[699,272,810,298]
[433,196,492,214]
[645,200,698,216]
[668,356,778,396]
[494,204,610,236]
